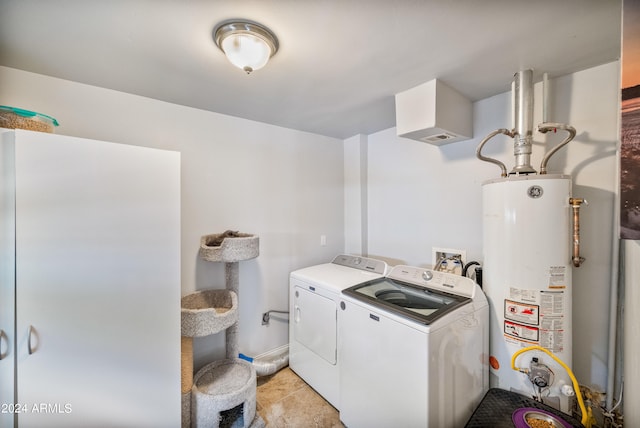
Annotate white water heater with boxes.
[483,174,573,411]
[476,70,585,414]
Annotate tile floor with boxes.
[256,367,344,428]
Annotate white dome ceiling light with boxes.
[213,20,279,74]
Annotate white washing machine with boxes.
[289,254,388,409]
[338,265,489,428]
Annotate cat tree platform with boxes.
[199,231,259,262]
[181,289,238,337]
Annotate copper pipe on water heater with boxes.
[569,198,586,267]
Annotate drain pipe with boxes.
[605,155,622,412]
[606,239,620,412]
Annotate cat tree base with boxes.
[192,358,263,428]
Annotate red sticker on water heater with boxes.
[504,320,539,342]
[504,299,539,326]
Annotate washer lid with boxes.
[342,277,471,325]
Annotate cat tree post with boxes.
[225,261,240,359]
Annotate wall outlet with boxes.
[432,247,466,274]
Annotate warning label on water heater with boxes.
[503,287,566,352]
[548,265,567,289]
[504,300,539,325]
[504,320,539,342]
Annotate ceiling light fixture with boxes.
[213,20,279,74]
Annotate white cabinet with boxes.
[0,130,181,427]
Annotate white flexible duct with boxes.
[239,346,289,377]
[252,353,289,377]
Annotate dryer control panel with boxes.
[331,254,387,275]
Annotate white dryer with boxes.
[289,254,388,409]
[338,265,489,428]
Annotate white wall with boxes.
[0,66,345,369]
[343,134,367,255]
[351,62,620,390]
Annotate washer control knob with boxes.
[353,257,362,265]
[422,270,433,281]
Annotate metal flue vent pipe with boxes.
[476,69,577,177]
[511,70,537,175]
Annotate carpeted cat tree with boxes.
[181,231,264,428]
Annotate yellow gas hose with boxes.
[511,345,591,427]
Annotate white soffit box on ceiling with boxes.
[395,79,473,145]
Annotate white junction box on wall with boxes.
[395,79,472,145]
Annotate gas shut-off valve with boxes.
[529,358,553,388]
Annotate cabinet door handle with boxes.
[0,329,7,360]
[27,325,36,355]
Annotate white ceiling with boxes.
[0,0,622,139]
